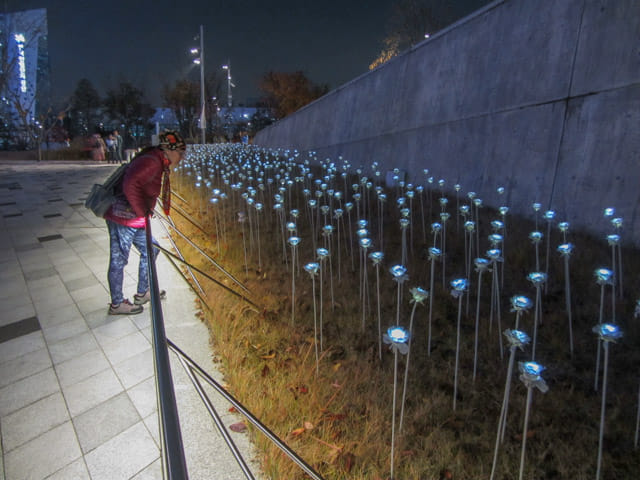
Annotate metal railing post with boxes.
[145,215,189,479]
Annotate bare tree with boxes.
[370,0,489,69]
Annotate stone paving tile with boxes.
[62,368,123,417]
[142,412,159,447]
[92,316,138,347]
[73,392,141,454]
[130,458,162,479]
[36,302,83,329]
[84,422,158,480]
[0,331,46,365]
[127,377,157,419]
[63,273,100,292]
[43,457,90,480]
[4,421,82,480]
[0,293,33,314]
[76,295,110,316]
[0,304,37,329]
[101,330,151,365]
[83,307,113,329]
[0,367,60,418]
[54,348,110,389]
[48,330,99,365]
[41,317,89,345]
[69,283,107,303]
[112,347,154,390]
[0,392,69,452]
[0,347,51,389]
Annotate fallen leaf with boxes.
[290,427,306,437]
[298,385,308,394]
[333,362,341,372]
[304,421,314,430]
[229,422,246,433]
[228,406,237,413]
[260,351,276,359]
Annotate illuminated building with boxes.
[0,8,49,147]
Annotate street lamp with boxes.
[222,63,234,108]
[190,25,206,144]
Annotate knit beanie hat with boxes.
[158,131,186,150]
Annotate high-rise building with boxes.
[0,8,50,147]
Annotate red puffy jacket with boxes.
[105,147,169,227]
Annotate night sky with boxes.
[8,0,486,107]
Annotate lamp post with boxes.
[191,25,206,144]
[222,62,233,108]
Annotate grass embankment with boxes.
[170,161,640,480]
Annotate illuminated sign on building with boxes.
[14,33,27,93]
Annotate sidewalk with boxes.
[0,161,261,480]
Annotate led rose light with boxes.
[450,278,468,410]
[517,361,548,480]
[359,237,373,331]
[532,202,542,229]
[370,251,385,359]
[556,243,575,356]
[592,323,623,480]
[558,221,569,242]
[490,329,532,480]
[398,286,430,432]
[390,264,409,327]
[383,325,410,480]
[305,262,321,374]
[487,249,504,358]
[316,248,330,351]
[426,248,441,356]
[287,236,301,325]
[491,220,504,232]
[472,258,491,381]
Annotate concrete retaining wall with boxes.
[254,0,640,244]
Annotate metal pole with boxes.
[145,216,189,479]
[227,61,232,108]
[200,24,206,144]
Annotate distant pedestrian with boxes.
[113,129,124,163]
[90,133,106,161]
[105,134,116,163]
[104,130,186,314]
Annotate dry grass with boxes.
[168,150,640,479]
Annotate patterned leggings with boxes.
[106,220,158,305]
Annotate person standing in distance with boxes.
[104,130,186,314]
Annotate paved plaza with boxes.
[0,161,261,480]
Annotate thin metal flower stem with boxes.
[473,270,485,382]
[596,341,611,480]
[518,387,534,480]
[595,285,604,391]
[428,258,436,356]
[399,301,419,432]
[563,256,574,358]
[531,285,541,360]
[390,349,399,480]
[490,344,517,480]
[375,265,382,361]
[453,293,464,410]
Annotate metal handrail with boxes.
[168,340,325,480]
[145,215,189,479]
[146,215,325,480]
